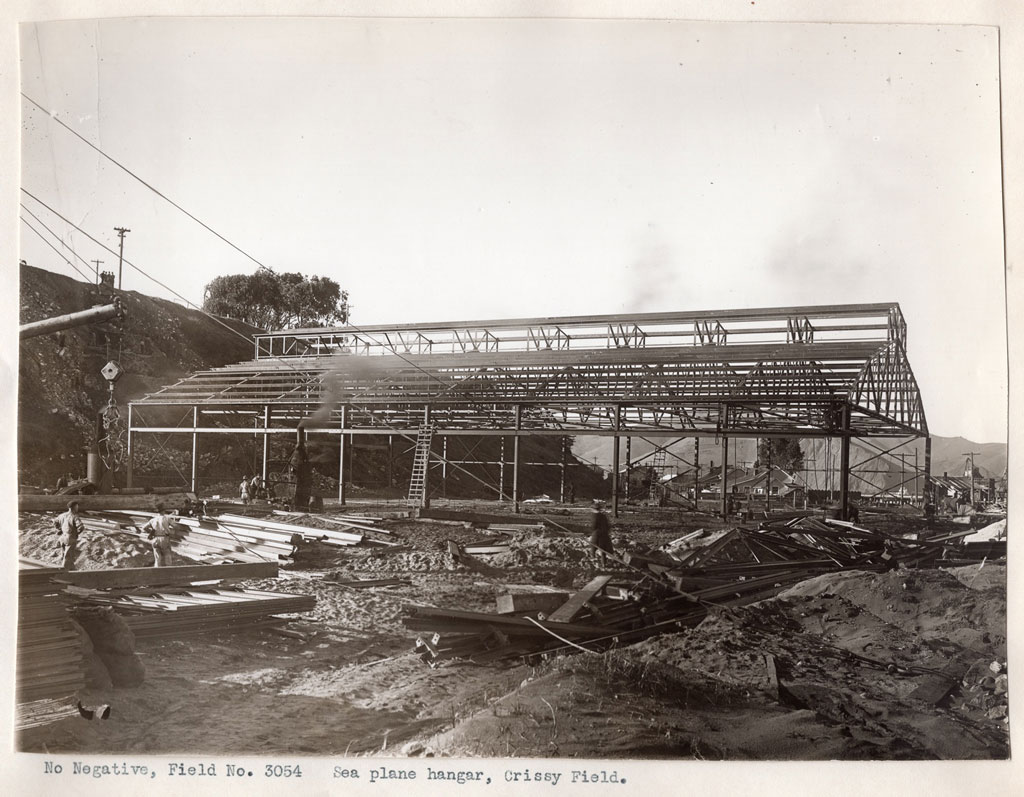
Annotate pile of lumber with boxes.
[78,510,392,564]
[77,587,316,639]
[17,558,86,728]
[60,561,314,639]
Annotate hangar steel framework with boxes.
[127,302,929,518]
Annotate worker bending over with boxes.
[143,504,176,567]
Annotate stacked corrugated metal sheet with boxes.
[17,558,86,729]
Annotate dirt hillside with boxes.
[18,264,260,487]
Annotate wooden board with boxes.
[53,562,278,589]
[546,576,612,623]
[495,592,571,615]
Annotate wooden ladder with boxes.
[407,425,434,506]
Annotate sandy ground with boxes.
[17,504,1009,759]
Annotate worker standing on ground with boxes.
[590,500,615,566]
[240,474,251,505]
[250,474,262,501]
[290,433,312,511]
[143,504,176,567]
[54,499,85,570]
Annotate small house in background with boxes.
[727,466,806,507]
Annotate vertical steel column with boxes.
[624,436,631,504]
[694,436,700,504]
[338,405,347,505]
[719,403,729,518]
[720,434,729,518]
[499,436,506,501]
[422,405,431,509]
[261,406,270,485]
[387,435,394,489]
[190,406,198,494]
[559,436,567,503]
[924,436,933,510]
[611,406,621,518]
[442,436,448,498]
[839,403,851,520]
[126,404,134,489]
[512,405,521,513]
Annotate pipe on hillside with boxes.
[20,299,125,340]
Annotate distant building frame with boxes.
[127,302,929,519]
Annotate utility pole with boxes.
[114,227,130,290]
[962,451,979,507]
[91,259,104,285]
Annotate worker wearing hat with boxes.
[590,499,615,566]
[54,500,85,570]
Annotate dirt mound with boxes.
[409,566,1008,760]
[19,514,161,569]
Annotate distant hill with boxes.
[18,264,261,486]
[572,432,1006,493]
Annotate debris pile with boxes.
[403,515,1006,668]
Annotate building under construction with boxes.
[126,301,929,520]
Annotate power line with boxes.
[20,188,288,360]
[22,92,277,273]
[21,93,453,399]
[20,217,94,283]
[20,202,102,277]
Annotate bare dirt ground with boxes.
[17,502,1008,760]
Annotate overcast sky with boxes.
[18,17,1006,443]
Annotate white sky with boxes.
[17,17,1007,442]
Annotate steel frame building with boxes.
[127,302,929,518]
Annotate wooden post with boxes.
[190,406,198,494]
[338,405,347,505]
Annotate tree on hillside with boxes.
[757,437,804,472]
[203,268,350,330]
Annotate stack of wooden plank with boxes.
[17,558,86,728]
[80,510,391,564]
[59,561,314,639]
[76,587,316,639]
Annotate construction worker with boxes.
[249,474,262,501]
[143,504,176,567]
[54,500,85,570]
[240,475,251,505]
[590,500,615,566]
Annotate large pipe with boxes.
[20,299,126,340]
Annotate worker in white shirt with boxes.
[143,504,176,567]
